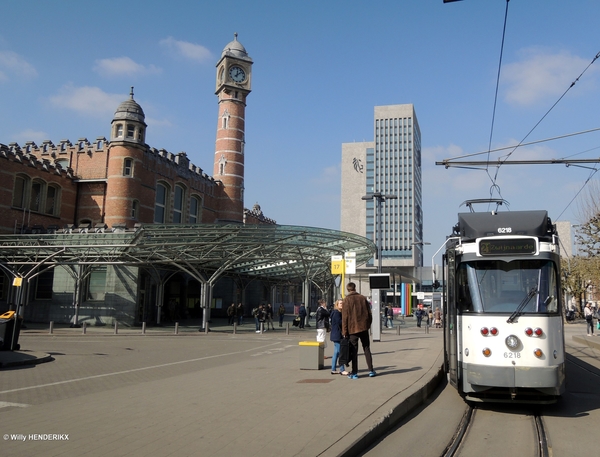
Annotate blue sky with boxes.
[1,0,600,263]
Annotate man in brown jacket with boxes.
[342,282,376,379]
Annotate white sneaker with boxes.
[256,330,260,333]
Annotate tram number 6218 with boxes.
[504,352,521,358]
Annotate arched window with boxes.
[115,124,124,139]
[126,124,135,138]
[12,175,29,209]
[173,184,185,223]
[45,184,60,216]
[97,140,103,149]
[154,182,169,223]
[123,158,133,176]
[30,179,44,212]
[189,196,202,224]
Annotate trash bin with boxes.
[298,341,324,370]
[0,311,22,351]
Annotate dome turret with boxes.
[221,33,253,63]
[110,87,147,144]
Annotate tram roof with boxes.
[0,224,376,283]
[457,210,553,240]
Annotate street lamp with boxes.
[411,241,431,294]
[361,192,398,273]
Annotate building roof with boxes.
[113,87,146,125]
[221,33,252,62]
[0,224,376,284]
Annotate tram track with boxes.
[443,405,550,457]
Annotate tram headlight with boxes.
[505,335,520,350]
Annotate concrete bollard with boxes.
[114,321,118,334]
[175,322,179,335]
[82,322,87,334]
[49,321,54,334]
[142,322,146,334]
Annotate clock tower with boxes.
[214,33,253,222]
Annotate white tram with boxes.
[441,204,565,403]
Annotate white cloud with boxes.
[159,37,212,63]
[48,84,124,118]
[503,47,596,106]
[0,50,37,81]
[93,57,161,77]
[13,129,48,144]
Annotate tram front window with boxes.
[456,260,558,314]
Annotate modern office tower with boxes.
[341,104,423,272]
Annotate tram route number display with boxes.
[479,238,536,256]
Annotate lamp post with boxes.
[412,241,431,313]
[362,192,397,342]
[362,192,398,273]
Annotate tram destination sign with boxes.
[478,238,537,256]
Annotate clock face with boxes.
[229,65,246,83]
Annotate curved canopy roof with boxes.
[0,224,376,284]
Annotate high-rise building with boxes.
[341,104,423,275]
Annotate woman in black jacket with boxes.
[329,299,348,375]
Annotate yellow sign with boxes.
[13,277,23,287]
[331,255,344,275]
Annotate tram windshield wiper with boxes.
[507,287,538,323]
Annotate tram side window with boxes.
[456,264,483,313]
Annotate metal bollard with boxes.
[396,325,401,336]
[82,322,87,334]
[233,322,237,334]
[204,323,209,334]
[425,324,429,334]
[142,322,146,334]
[174,322,179,334]
[114,321,118,334]
[49,321,54,334]
[286,322,290,335]
[260,322,264,334]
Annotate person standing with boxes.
[330,299,348,375]
[298,303,307,329]
[584,302,595,336]
[266,303,275,330]
[237,303,244,325]
[315,299,330,346]
[256,305,267,333]
[342,282,376,379]
[227,303,235,325]
[278,304,286,327]
[385,305,394,329]
[415,306,423,328]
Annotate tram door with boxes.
[445,249,459,388]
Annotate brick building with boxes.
[0,35,279,326]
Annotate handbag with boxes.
[338,337,350,366]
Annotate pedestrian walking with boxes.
[298,303,307,329]
[227,303,235,325]
[584,302,595,336]
[237,303,244,325]
[278,304,286,327]
[385,304,394,329]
